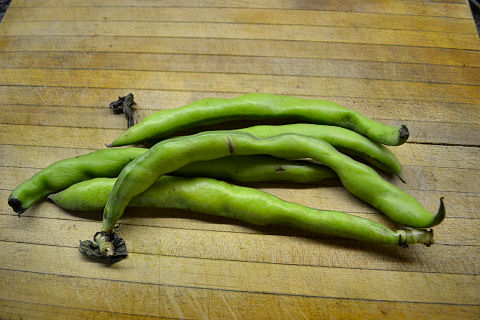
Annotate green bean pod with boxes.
[8,148,147,214]
[149,124,404,180]
[49,177,433,247]
[108,93,408,147]
[235,124,404,180]
[7,148,334,213]
[101,132,444,243]
[9,120,406,214]
[174,155,337,183]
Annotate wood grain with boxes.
[0,299,174,320]
[2,242,479,304]
[1,36,479,67]
[2,271,479,320]
[0,69,478,104]
[4,7,476,34]
[0,212,478,273]
[1,0,479,318]
[1,87,479,121]
[8,0,473,19]
[1,21,479,50]
[2,51,479,85]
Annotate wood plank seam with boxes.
[1,39,479,68]
[7,5,472,20]
[2,23,478,51]
[0,73,478,104]
[3,16,474,35]
[2,65,479,87]
[0,86,476,106]
[2,35,479,53]
[1,50,479,70]
[0,34,480,52]
[1,89,479,106]
[0,238,477,275]
[0,298,184,320]
[2,19,476,35]
[2,266,478,306]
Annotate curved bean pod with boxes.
[174,155,337,183]
[49,177,433,247]
[149,124,404,180]
[10,120,403,213]
[235,124,404,180]
[101,131,444,251]
[108,93,408,147]
[8,148,334,213]
[8,148,147,214]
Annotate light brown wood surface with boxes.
[1,0,479,319]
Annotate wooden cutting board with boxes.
[0,0,479,318]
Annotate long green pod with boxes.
[49,177,433,246]
[102,132,444,240]
[150,124,404,180]
[235,124,404,180]
[8,147,147,214]
[174,155,336,183]
[108,93,408,147]
[8,148,334,213]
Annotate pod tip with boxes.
[46,194,56,204]
[397,173,406,184]
[399,125,409,142]
[430,197,446,227]
[8,197,25,215]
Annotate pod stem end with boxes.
[399,228,434,247]
[109,93,136,128]
[78,231,127,264]
[8,197,25,215]
[399,125,409,142]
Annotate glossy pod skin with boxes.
[101,132,444,249]
[174,155,337,184]
[108,93,409,147]
[7,148,147,214]
[7,147,335,213]
[49,176,434,247]
[149,124,404,180]
[9,121,405,213]
[235,124,404,180]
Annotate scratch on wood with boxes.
[221,293,238,320]
[165,287,186,319]
[189,292,208,320]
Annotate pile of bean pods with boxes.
[9,93,445,263]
